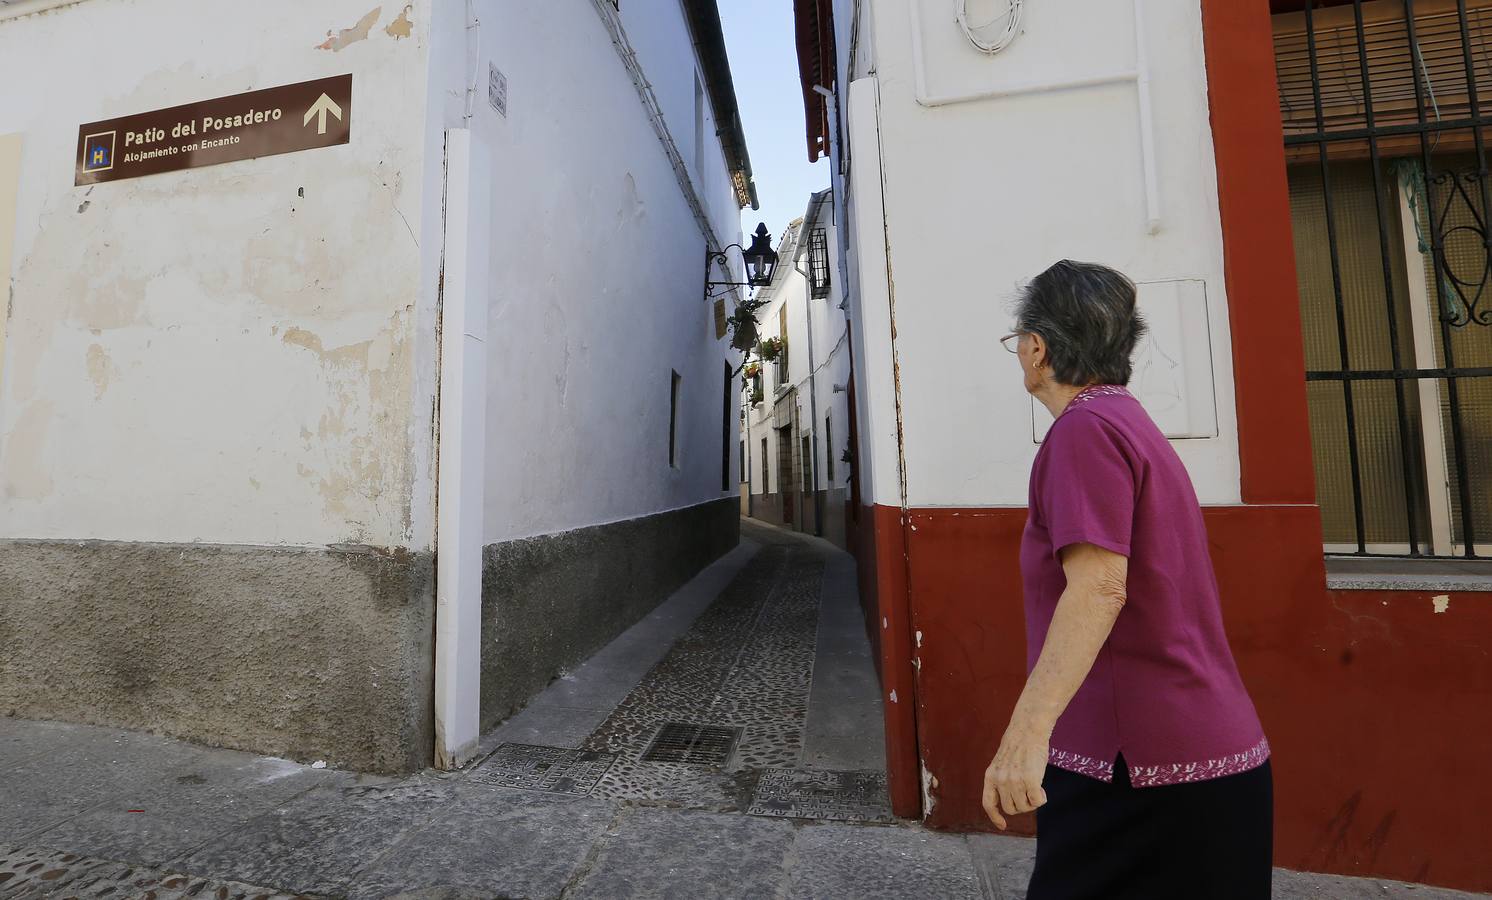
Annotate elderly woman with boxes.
[984,260,1272,898]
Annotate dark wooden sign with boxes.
[75,74,353,186]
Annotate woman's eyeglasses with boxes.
[1000,333,1023,354]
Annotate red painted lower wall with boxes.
[849,503,922,818]
[856,502,1492,891]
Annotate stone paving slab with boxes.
[479,701,607,750]
[0,844,313,899]
[173,778,459,896]
[0,724,221,841]
[801,551,887,773]
[0,719,89,771]
[344,788,618,900]
[966,833,1038,900]
[28,754,335,868]
[784,823,984,900]
[565,806,796,900]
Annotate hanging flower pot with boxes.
[730,316,759,352]
[758,336,784,362]
[744,362,761,379]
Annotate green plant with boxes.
[727,296,768,353]
[758,336,785,362]
[751,386,765,405]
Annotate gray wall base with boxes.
[480,498,740,730]
[0,540,435,773]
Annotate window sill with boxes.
[1325,557,1492,593]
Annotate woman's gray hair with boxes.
[1014,260,1148,387]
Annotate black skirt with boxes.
[1027,756,1273,900]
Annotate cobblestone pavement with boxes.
[2,524,1486,899]
[0,845,305,899]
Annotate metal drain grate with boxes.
[639,722,743,766]
[747,768,897,823]
[469,743,616,794]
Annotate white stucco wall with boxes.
[0,0,436,547]
[843,0,1241,507]
[429,0,746,546]
[742,208,853,507]
[620,0,743,251]
[800,210,854,498]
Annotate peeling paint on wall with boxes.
[0,47,425,547]
[385,5,414,40]
[1433,595,1450,614]
[279,312,414,543]
[921,763,938,818]
[317,6,382,52]
[85,343,115,399]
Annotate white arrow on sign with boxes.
[303,93,343,136]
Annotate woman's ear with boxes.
[1029,332,1049,370]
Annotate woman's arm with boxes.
[982,542,1129,830]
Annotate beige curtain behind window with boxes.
[1289,161,1429,547]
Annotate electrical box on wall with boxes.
[1033,278,1218,442]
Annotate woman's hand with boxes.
[982,723,1050,830]
[983,543,1126,829]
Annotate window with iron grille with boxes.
[777,304,791,383]
[722,362,732,491]
[808,228,831,299]
[1276,0,1492,559]
[762,436,770,493]
[801,434,814,495]
[669,370,682,469]
[826,414,835,482]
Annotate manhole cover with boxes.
[639,723,743,766]
[747,768,897,823]
[469,743,615,794]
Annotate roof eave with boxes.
[682,0,759,210]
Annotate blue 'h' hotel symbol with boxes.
[83,132,115,173]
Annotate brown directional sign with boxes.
[75,74,352,186]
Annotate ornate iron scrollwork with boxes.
[1429,167,1492,327]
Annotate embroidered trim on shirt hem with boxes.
[1048,737,1272,787]
[1128,737,1273,787]
[1047,748,1115,782]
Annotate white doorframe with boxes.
[1395,168,1455,557]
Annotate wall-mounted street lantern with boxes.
[706,222,779,298]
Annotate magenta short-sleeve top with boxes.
[1020,385,1269,787]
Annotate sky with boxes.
[718,1,829,246]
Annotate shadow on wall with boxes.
[478,498,740,731]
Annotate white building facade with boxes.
[0,0,755,773]
[740,191,854,548]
